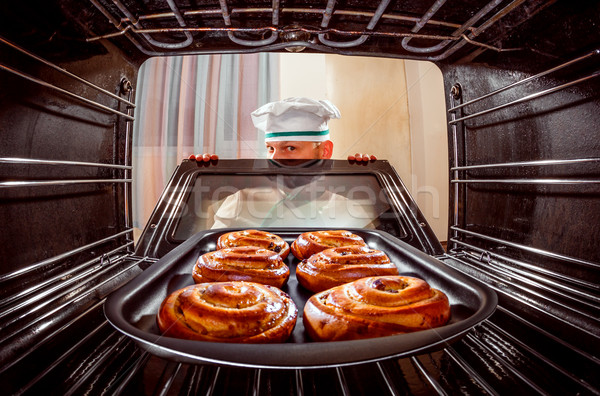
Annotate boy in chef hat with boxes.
[191,97,375,162]
[252,96,338,160]
[202,97,379,228]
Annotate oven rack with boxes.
[0,37,135,119]
[0,36,135,113]
[12,301,595,395]
[0,229,133,288]
[447,46,600,351]
[449,235,598,293]
[448,48,600,252]
[439,254,598,393]
[450,226,600,271]
[443,251,599,349]
[0,253,148,373]
[446,243,599,326]
[0,157,133,190]
[0,34,139,373]
[449,47,600,181]
[449,69,600,125]
[86,0,524,59]
[448,49,600,114]
[0,35,135,228]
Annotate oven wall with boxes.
[0,29,141,385]
[0,40,138,267]
[441,59,600,352]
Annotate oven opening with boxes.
[131,53,449,248]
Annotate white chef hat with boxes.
[251,97,341,142]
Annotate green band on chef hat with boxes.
[265,130,330,140]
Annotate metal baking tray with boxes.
[104,228,497,369]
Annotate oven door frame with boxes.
[134,158,444,259]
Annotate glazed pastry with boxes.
[296,245,399,292]
[303,276,451,341]
[193,246,289,288]
[157,282,298,343]
[291,230,367,260]
[217,229,290,259]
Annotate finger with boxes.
[347,154,356,161]
[370,154,377,161]
[202,153,211,162]
[210,154,219,161]
[188,154,197,161]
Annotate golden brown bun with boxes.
[217,229,290,259]
[290,230,367,260]
[157,282,298,343]
[193,246,289,288]
[296,245,399,292]
[303,276,451,341]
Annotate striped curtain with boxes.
[132,53,279,230]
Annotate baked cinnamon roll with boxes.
[193,246,289,288]
[291,230,367,260]
[217,229,290,259]
[303,276,450,341]
[157,282,298,343]
[296,245,399,292]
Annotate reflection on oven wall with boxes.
[131,53,449,245]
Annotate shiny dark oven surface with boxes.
[1,1,599,395]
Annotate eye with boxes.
[285,146,296,152]
[266,146,274,152]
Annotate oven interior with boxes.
[1,0,599,394]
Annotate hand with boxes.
[188,153,219,162]
[347,153,377,162]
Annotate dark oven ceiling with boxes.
[1,0,598,70]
